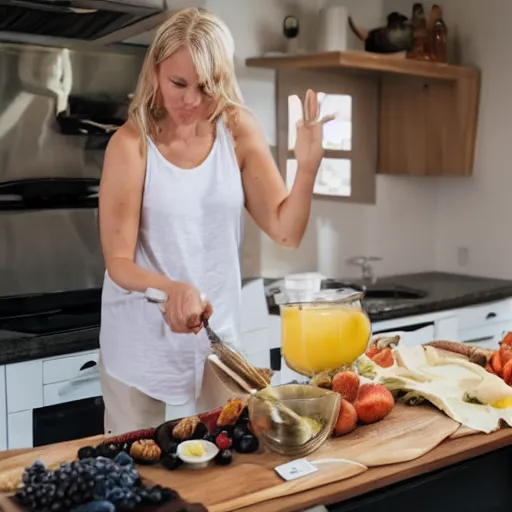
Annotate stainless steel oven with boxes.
[0,41,144,449]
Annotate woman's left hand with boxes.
[294,89,335,177]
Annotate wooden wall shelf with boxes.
[246,51,481,177]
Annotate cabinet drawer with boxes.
[7,361,43,413]
[457,301,512,331]
[43,350,99,385]
[374,323,435,348]
[459,321,511,350]
[43,379,102,407]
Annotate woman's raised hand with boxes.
[293,89,335,176]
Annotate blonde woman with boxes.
[98,7,333,435]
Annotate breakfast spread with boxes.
[7,296,512,511]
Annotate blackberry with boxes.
[77,446,98,460]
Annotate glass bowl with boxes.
[248,384,341,457]
[274,288,371,377]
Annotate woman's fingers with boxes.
[303,89,318,124]
[319,113,336,125]
[202,300,213,321]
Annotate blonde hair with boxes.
[129,7,244,146]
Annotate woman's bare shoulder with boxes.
[106,121,146,157]
[232,106,261,139]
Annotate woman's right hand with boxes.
[163,282,213,334]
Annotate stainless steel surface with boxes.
[346,255,382,284]
[0,0,168,49]
[0,43,143,181]
[0,42,144,297]
[0,209,105,296]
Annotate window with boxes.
[276,70,377,203]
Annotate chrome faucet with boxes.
[346,256,382,285]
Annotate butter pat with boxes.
[182,442,206,457]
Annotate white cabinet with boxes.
[4,349,101,450]
[0,366,7,451]
[239,278,271,371]
[455,299,512,350]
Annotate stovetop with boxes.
[0,288,101,336]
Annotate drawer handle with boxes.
[57,365,100,397]
[79,361,97,371]
[486,312,497,320]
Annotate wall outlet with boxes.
[457,247,469,267]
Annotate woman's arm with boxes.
[236,90,331,249]
[99,123,176,294]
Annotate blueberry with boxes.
[215,449,234,466]
[113,452,133,467]
[233,424,248,442]
[70,500,116,512]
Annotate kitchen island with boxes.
[0,405,511,512]
[2,271,512,453]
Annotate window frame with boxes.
[276,69,377,204]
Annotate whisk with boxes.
[144,287,272,390]
[201,316,271,390]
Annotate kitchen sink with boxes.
[362,286,427,300]
[321,279,427,300]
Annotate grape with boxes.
[71,501,115,512]
[15,453,177,512]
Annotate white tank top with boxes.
[99,117,245,405]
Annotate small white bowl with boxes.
[177,440,219,468]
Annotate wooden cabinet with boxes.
[246,51,481,177]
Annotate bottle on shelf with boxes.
[407,2,429,60]
[427,4,448,63]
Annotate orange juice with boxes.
[281,304,371,376]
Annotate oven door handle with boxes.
[57,365,100,397]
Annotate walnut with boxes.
[172,415,201,441]
[129,439,161,462]
[217,398,245,426]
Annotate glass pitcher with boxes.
[274,288,371,377]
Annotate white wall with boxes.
[381,0,512,280]
[432,0,512,279]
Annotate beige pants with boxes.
[99,357,245,436]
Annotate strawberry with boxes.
[366,347,380,359]
[500,345,512,365]
[491,350,504,377]
[503,359,512,386]
[371,347,394,368]
[502,332,512,347]
[215,431,232,451]
[333,399,358,437]
[354,383,394,424]
[331,370,360,403]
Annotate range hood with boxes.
[0,0,171,48]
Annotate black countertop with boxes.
[362,272,512,322]
[0,327,99,366]
[2,272,512,366]
[266,271,512,322]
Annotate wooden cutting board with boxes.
[0,435,105,492]
[140,404,460,511]
[0,405,460,511]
